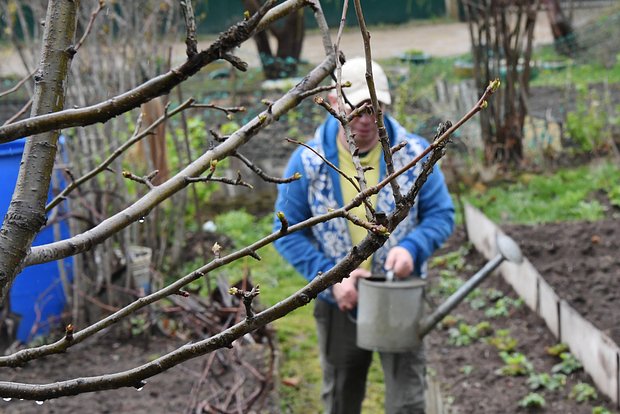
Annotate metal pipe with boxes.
[418,254,504,338]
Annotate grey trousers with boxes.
[314,300,426,414]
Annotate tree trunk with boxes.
[542,0,577,56]
[243,0,305,79]
[0,0,78,306]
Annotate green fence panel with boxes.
[194,0,446,35]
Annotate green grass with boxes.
[462,161,620,224]
[530,60,620,88]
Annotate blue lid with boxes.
[0,138,27,158]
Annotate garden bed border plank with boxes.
[464,203,620,408]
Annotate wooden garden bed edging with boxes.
[464,203,620,408]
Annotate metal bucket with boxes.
[357,277,427,352]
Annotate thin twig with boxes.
[286,138,359,193]
[331,0,375,220]
[229,285,260,319]
[222,53,249,72]
[232,151,301,184]
[342,211,389,236]
[122,170,157,190]
[352,0,403,205]
[45,98,195,212]
[390,141,407,154]
[74,0,105,52]
[0,69,36,99]
[191,103,246,116]
[180,0,198,58]
[286,137,376,215]
[185,174,254,189]
[2,98,33,126]
[299,84,339,100]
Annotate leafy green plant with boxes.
[448,323,478,346]
[592,406,612,414]
[565,89,608,153]
[434,271,464,296]
[527,372,567,391]
[496,351,533,376]
[448,321,493,346]
[485,288,504,301]
[429,245,469,271]
[570,382,598,403]
[465,288,487,310]
[484,297,523,318]
[487,329,518,352]
[130,315,148,336]
[552,352,583,375]
[467,297,487,310]
[474,321,493,337]
[518,392,546,408]
[546,342,569,357]
[439,314,460,329]
[460,365,474,375]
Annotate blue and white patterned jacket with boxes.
[273,114,454,305]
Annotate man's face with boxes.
[348,100,380,152]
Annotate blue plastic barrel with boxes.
[0,138,73,342]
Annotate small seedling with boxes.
[474,321,493,337]
[570,382,597,403]
[487,329,518,352]
[439,314,460,329]
[486,288,504,301]
[497,351,533,376]
[526,372,567,391]
[592,406,611,414]
[485,297,523,318]
[448,323,478,346]
[130,315,148,336]
[467,297,487,310]
[460,365,474,375]
[552,352,582,375]
[518,392,546,408]
[430,246,469,271]
[436,272,464,296]
[546,342,569,357]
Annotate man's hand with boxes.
[384,246,414,279]
[332,268,371,311]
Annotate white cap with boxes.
[335,57,391,106]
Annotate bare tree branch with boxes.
[180,0,198,58]
[232,151,302,184]
[45,98,196,212]
[0,80,499,384]
[74,0,105,52]
[0,0,279,144]
[352,0,403,205]
[25,54,338,267]
[0,69,36,99]
[2,98,33,126]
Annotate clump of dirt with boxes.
[505,218,620,345]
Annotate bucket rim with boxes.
[359,277,426,289]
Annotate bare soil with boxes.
[427,215,620,413]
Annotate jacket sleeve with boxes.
[397,157,455,276]
[273,149,336,283]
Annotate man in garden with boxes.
[273,57,455,414]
